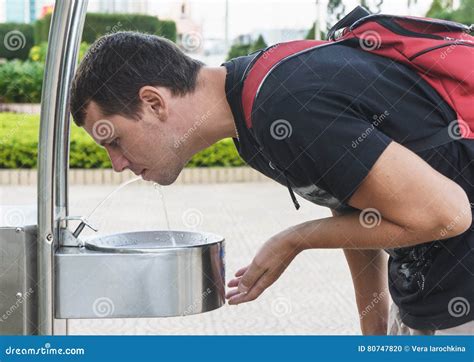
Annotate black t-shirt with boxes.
[223,43,474,330]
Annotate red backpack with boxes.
[241,6,474,152]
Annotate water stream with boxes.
[153,182,177,246]
[81,177,177,246]
[85,177,141,221]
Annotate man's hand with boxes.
[225,233,302,305]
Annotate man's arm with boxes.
[284,141,471,250]
[226,142,472,305]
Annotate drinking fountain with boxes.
[0,0,225,335]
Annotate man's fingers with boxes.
[228,272,273,305]
[225,288,241,300]
[238,261,265,293]
[224,266,247,289]
[227,277,241,288]
[235,266,249,277]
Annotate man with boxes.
[70,32,473,335]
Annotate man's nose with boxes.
[107,148,130,172]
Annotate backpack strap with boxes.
[241,40,329,128]
[327,5,371,41]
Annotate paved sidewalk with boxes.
[2,181,363,335]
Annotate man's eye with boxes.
[109,138,120,147]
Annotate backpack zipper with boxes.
[408,41,474,60]
[375,18,445,40]
[350,14,470,34]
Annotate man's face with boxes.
[83,101,185,185]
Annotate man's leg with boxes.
[387,303,434,335]
[387,303,474,335]
[434,320,474,335]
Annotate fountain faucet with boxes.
[59,216,98,246]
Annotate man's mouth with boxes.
[131,168,145,176]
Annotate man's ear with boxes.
[138,86,168,121]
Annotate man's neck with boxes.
[187,66,237,149]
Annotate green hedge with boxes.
[0,23,35,60]
[426,0,474,25]
[225,34,269,61]
[0,113,245,169]
[29,41,89,63]
[226,43,252,61]
[35,13,177,44]
[2,13,177,104]
[155,20,177,42]
[0,42,92,103]
[0,61,44,103]
[33,15,49,45]
[186,139,245,168]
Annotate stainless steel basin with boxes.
[85,230,223,253]
[55,230,225,319]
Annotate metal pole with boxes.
[24,0,30,23]
[315,0,321,40]
[224,0,229,55]
[37,0,88,335]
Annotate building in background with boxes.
[169,0,203,54]
[88,0,204,54]
[40,3,53,18]
[0,0,4,23]
[233,34,253,46]
[0,0,53,23]
[1,0,38,23]
[88,0,149,15]
[256,28,308,44]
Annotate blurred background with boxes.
[0,0,472,69]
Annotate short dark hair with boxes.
[70,31,204,126]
